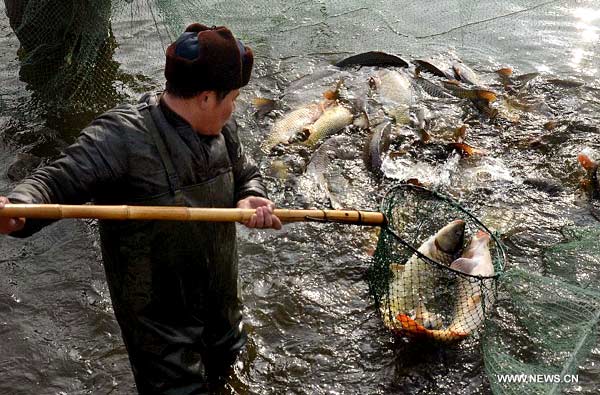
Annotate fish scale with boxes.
[303,105,354,147]
[261,103,325,152]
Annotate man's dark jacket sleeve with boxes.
[7,113,129,237]
[222,119,268,201]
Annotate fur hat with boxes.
[165,23,254,96]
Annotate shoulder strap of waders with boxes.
[138,96,185,205]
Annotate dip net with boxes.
[2,1,599,394]
[367,184,506,344]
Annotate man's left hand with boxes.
[236,196,282,230]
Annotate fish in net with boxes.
[368,184,506,343]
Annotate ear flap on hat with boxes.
[240,45,253,87]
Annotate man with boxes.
[0,23,282,394]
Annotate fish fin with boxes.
[323,79,345,100]
[252,97,277,116]
[450,257,479,274]
[452,64,463,80]
[416,129,431,143]
[448,142,487,157]
[476,229,490,239]
[396,314,468,342]
[323,90,338,101]
[473,90,497,103]
[404,178,425,187]
[544,120,558,130]
[578,153,598,171]
[496,68,513,77]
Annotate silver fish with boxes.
[303,104,354,148]
[371,69,415,124]
[261,102,329,153]
[380,219,466,333]
[397,230,495,342]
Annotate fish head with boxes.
[433,219,466,256]
[463,230,491,256]
[454,230,494,276]
[450,257,479,274]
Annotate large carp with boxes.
[302,104,354,148]
[261,101,332,153]
[370,69,415,124]
[380,219,466,333]
[397,230,495,342]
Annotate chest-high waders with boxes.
[98,99,245,394]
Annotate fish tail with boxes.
[473,90,497,103]
[578,153,598,171]
[496,67,513,77]
[397,314,429,335]
[396,314,469,342]
[252,97,276,116]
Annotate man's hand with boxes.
[236,196,282,230]
[0,197,26,234]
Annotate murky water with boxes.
[1,1,599,394]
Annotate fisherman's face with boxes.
[202,89,239,135]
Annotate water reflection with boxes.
[569,7,600,76]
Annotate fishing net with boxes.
[4,0,121,113]
[483,268,600,395]
[368,184,506,343]
[482,224,600,395]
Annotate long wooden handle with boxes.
[0,204,385,226]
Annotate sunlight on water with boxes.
[569,7,600,75]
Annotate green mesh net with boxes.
[481,224,600,394]
[483,268,600,395]
[5,0,121,112]
[368,184,506,343]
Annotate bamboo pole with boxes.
[0,204,385,226]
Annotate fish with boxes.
[413,59,455,80]
[380,219,466,334]
[496,68,540,93]
[397,229,495,342]
[501,95,552,116]
[448,142,487,157]
[547,78,584,89]
[578,153,600,199]
[261,101,330,153]
[452,61,484,86]
[413,75,454,99]
[306,135,355,208]
[302,104,354,147]
[370,69,415,124]
[363,121,392,176]
[471,98,499,119]
[335,51,409,68]
[411,106,431,142]
[441,80,497,103]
